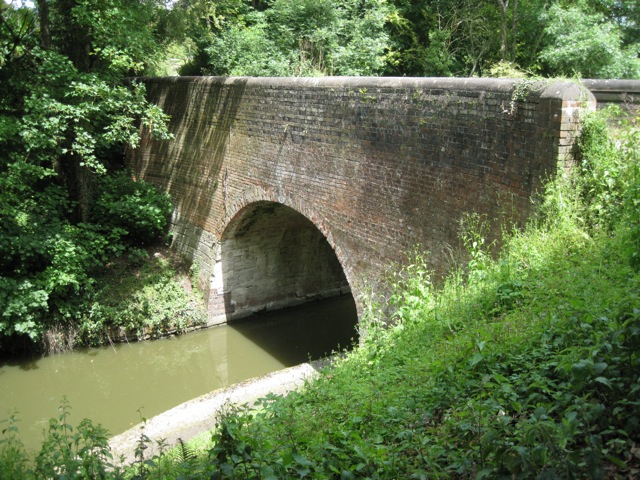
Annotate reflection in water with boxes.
[0,296,358,452]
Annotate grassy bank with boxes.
[72,248,208,347]
[1,110,638,478]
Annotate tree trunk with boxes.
[54,0,92,71]
[36,0,51,49]
[510,0,518,61]
[76,160,95,223]
[496,0,509,61]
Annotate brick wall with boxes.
[127,77,595,325]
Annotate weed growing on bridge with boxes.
[508,78,550,115]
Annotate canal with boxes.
[0,295,358,452]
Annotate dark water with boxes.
[0,296,358,452]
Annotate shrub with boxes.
[539,4,640,79]
[0,165,176,351]
[0,401,118,479]
[0,163,117,345]
[92,171,173,246]
[0,414,30,480]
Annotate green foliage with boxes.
[420,29,456,77]
[77,252,208,346]
[486,60,529,79]
[1,4,173,173]
[203,15,291,77]
[577,111,625,228]
[16,51,172,173]
[620,125,640,267]
[0,161,107,341]
[382,0,639,78]
[165,0,640,78]
[576,109,640,268]
[0,166,177,346]
[539,4,640,79]
[0,1,177,351]
[35,399,114,479]
[58,0,162,76]
[92,171,173,246]
[0,413,30,480]
[0,400,122,479]
[183,0,391,76]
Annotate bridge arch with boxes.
[208,187,355,325]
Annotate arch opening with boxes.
[209,202,357,337]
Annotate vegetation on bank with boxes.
[1,106,638,478]
[0,164,209,356]
[0,0,188,355]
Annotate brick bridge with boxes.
[127,76,601,326]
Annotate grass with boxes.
[1,109,638,478]
[37,245,208,355]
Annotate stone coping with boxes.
[130,75,640,99]
[582,79,640,93]
[108,360,326,466]
[133,75,528,93]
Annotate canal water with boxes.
[0,295,358,452]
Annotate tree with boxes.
[118,0,638,79]
[180,0,392,77]
[385,0,507,77]
[539,3,640,78]
[0,0,173,350]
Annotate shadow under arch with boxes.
[213,200,355,322]
[211,200,359,364]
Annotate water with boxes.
[0,296,358,452]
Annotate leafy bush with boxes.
[92,171,173,246]
[0,414,30,480]
[0,167,177,350]
[577,109,640,267]
[189,0,391,76]
[34,400,113,479]
[204,19,291,77]
[0,401,118,479]
[0,163,114,344]
[539,4,640,78]
[0,1,174,353]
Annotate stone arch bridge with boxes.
[127,76,601,326]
